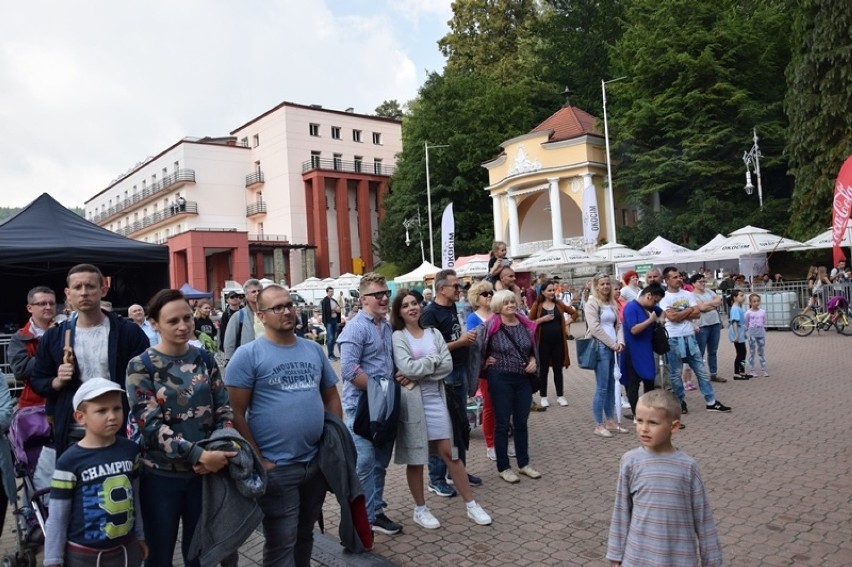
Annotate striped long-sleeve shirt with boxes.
[606,447,723,567]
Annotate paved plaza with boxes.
[3,324,851,566]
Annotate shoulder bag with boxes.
[576,302,599,369]
[652,323,670,355]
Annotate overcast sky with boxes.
[0,0,451,208]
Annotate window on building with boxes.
[372,132,382,145]
[176,224,181,233]
[142,180,147,191]
[374,158,383,174]
[109,224,114,231]
[311,151,321,168]
[333,153,342,170]
[108,199,112,208]
[162,167,167,179]
[258,222,264,237]
[309,123,320,136]
[174,161,179,172]
[240,137,249,147]
[133,184,137,194]
[331,126,341,139]
[354,156,363,173]
[124,190,128,201]
[353,129,362,142]
[165,228,170,237]
[252,134,260,148]
[134,212,139,221]
[255,160,261,173]
[152,174,157,187]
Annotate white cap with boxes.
[73,378,125,410]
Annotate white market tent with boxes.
[515,245,607,271]
[291,277,324,290]
[701,225,808,259]
[695,234,728,254]
[334,272,362,289]
[637,236,695,263]
[455,254,491,277]
[592,242,650,263]
[394,260,442,284]
[791,226,852,251]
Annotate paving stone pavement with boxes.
[4,326,851,566]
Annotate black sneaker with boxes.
[733,375,750,381]
[680,400,689,415]
[710,375,728,383]
[467,473,483,487]
[371,513,402,535]
[706,401,732,412]
[427,480,457,497]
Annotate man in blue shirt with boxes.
[337,273,402,536]
[226,285,342,565]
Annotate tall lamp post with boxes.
[602,76,626,244]
[403,210,426,263]
[743,128,763,209]
[425,142,449,266]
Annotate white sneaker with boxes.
[557,397,569,407]
[413,507,441,529]
[486,447,496,461]
[539,397,550,408]
[507,445,516,457]
[621,397,631,409]
[466,503,493,525]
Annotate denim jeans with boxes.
[141,470,202,567]
[592,343,616,424]
[695,323,721,376]
[343,405,392,522]
[257,458,327,567]
[666,335,716,405]
[325,322,338,357]
[487,368,532,471]
[747,335,767,372]
[428,367,468,483]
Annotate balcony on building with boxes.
[116,200,198,237]
[93,169,196,225]
[246,200,267,217]
[301,157,396,177]
[246,170,265,189]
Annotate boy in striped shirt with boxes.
[607,390,723,566]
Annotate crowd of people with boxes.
[6,251,847,565]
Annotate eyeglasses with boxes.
[443,283,461,290]
[362,290,392,300]
[261,303,295,314]
[30,301,56,307]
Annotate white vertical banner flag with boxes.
[441,203,455,269]
[581,183,600,249]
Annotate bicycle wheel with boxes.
[790,314,815,337]
[837,313,852,335]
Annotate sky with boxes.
[0,0,452,208]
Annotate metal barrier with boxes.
[1,334,23,395]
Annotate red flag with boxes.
[832,156,852,266]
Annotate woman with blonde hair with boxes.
[465,280,497,460]
[583,273,626,438]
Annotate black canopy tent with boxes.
[0,193,169,327]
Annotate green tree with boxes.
[784,0,852,239]
[374,99,405,120]
[608,0,792,246]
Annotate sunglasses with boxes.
[363,290,392,300]
[261,303,295,314]
[481,291,494,298]
[443,283,461,290]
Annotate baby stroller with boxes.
[3,405,52,567]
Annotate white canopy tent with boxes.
[333,272,362,288]
[637,236,695,263]
[394,260,442,284]
[515,245,607,271]
[695,234,728,254]
[455,254,491,277]
[791,226,852,251]
[592,242,650,263]
[291,277,324,290]
[701,226,808,259]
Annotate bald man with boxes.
[128,303,160,346]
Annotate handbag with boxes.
[652,323,670,355]
[576,337,598,369]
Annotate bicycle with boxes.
[790,304,852,336]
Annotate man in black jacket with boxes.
[320,286,342,360]
[219,290,244,351]
[31,264,149,456]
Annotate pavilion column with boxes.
[356,179,373,270]
[335,178,352,274]
[507,192,520,257]
[492,194,504,242]
[548,177,563,247]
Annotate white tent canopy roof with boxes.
[394,260,442,284]
[637,236,694,260]
[290,277,325,290]
[792,226,852,250]
[701,225,808,259]
[695,234,728,254]
[455,254,491,277]
[515,245,606,271]
[592,242,650,263]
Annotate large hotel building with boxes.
[84,101,402,294]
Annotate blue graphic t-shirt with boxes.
[225,336,339,465]
[50,438,141,548]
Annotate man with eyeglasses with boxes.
[421,269,482,497]
[219,290,244,352]
[337,273,403,536]
[223,279,263,362]
[658,267,732,415]
[9,286,57,407]
[226,285,342,565]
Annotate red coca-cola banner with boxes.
[832,155,852,267]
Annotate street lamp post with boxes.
[742,128,763,209]
[602,77,626,244]
[403,210,426,263]
[425,142,449,267]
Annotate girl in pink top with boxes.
[744,294,768,377]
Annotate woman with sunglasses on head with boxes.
[390,290,492,529]
[126,289,235,567]
[465,281,498,460]
[529,279,577,408]
[584,273,626,438]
